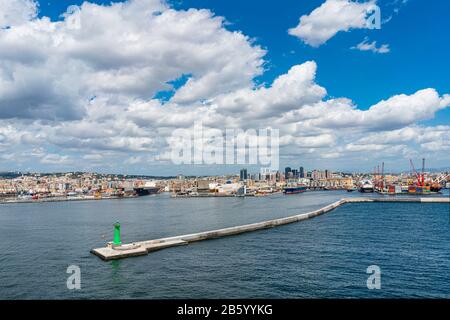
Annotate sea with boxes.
[0,190,449,299]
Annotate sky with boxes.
[0,0,449,175]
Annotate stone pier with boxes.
[91,197,450,261]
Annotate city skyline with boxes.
[0,0,449,176]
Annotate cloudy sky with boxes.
[0,0,449,175]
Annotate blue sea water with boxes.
[0,190,449,299]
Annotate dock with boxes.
[91,197,450,261]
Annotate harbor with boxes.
[2,159,449,202]
[91,196,450,261]
[1,0,449,303]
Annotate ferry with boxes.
[359,180,374,193]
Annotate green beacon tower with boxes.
[113,222,121,246]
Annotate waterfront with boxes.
[0,190,449,299]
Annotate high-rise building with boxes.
[239,169,248,181]
[276,171,281,182]
[292,169,299,178]
[299,167,305,178]
[284,167,291,179]
[312,170,318,181]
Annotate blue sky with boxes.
[0,0,449,175]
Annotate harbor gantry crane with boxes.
[372,162,385,192]
[421,158,426,186]
[409,158,425,187]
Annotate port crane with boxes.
[373,162,385,191]
[409,158,425,187]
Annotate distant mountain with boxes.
[0,171,180,180]
[0,172,23,179]
[427,167,450,173]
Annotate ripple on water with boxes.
[0,192,449,298]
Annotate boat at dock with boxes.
[283,184,307,195]
[134,186,160,196]
[359,180,374,193]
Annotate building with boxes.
[284,167,292,179]
[196,180,211,194]
[239,169,248,181]
[299,167,305,178]
[275,171,281,182]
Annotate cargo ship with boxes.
[283,184,307,195]
[133,186,160,196]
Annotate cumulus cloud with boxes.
[0,0,265,120]
[300,89,450,131]
[41,153,71,165]
[0,0,449,173]
[352,37,390,53]
[288,0,378,47]
[0,0,38,28]
[209,61,327,122]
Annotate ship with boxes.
[134,186,160,196]
[133,181,161,196]
[283,184,307,195]
[430,182,442,193]
[359,180,374,193]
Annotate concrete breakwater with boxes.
[91,197,450,261]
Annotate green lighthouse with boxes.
[113,222,121,246]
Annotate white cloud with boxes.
[41,153,71,165]
[293,89,450,131]
[209,61,327,122]
[0,0,265,120]
[288,0,377,47]
[0,0,38,28]
[0,0,449,173]
[352,37,390,53]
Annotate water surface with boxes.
[0,190,449,299]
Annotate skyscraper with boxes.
[239,169,248,181]
[299,166,305,178]
[284,167,291,179]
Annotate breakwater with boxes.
[91,197,450,261]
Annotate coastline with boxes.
[0,195,138,204]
